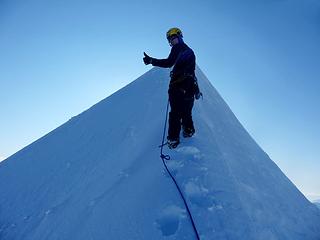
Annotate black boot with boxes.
[183,127,195,138]
[167,137,180,149]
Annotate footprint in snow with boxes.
[175,146,202,160]
[176,146,200,155]
[155,205,186,237]
[184,181,213,208]
[166,160,184,175]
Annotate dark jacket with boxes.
[151,41,196,80]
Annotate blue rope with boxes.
[159,100,200,240]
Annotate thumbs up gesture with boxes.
[143,52,152,65]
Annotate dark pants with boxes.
[167,77,195,140]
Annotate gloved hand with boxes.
[143,52,152,65]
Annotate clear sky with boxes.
[1,0,319,201]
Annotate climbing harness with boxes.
[159,100,200,240]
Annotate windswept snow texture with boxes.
[0,67,320,240]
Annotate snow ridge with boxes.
[0,67,319,240]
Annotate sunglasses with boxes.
[167,35,178,42]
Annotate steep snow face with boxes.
[314,200,320,210]
[0,67,319,240]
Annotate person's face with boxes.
[168,36,179,47]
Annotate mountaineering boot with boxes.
[183,127,195,138]
[167,138,180,149]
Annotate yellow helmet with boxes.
[166,27,183,40]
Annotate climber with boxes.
[143,27,200,149]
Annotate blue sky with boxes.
[0,0,319,200]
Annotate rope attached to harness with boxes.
[159,100,200,240]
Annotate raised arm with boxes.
[151,45,180,68]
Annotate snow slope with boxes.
[0,67,319,240]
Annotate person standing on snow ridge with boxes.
[143,27,200,149]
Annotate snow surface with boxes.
[0,67,320,240]
[314,200,320,210]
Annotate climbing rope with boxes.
[159,100,200,240]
